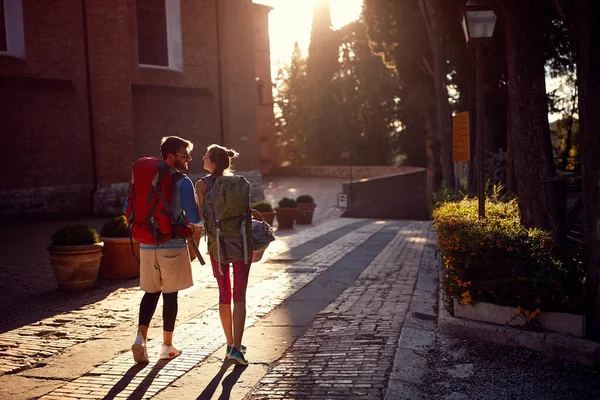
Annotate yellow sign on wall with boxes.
[452,111,470,162]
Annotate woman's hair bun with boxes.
[226,150,236,158]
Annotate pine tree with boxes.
[274,43,310,165]
[305,0,343,165]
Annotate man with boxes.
[129,136,203,363]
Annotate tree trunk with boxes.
[419,0,455,189]
[499,0,561,233]
[424,113,436,207]
[573,0,600,341]
[505,103,517,193]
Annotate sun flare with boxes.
[254,0,364,77]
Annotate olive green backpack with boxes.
[202,175,253,273]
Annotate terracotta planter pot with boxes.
[188,225,204,261]
[258,211,276,227]
[296,202,317,224]
[98,237,140,279]
[47,242,104,291]
[275,207,298,229]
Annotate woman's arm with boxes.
[195,179,208,224]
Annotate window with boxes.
[0,0,25,58]
[136,0,182,70]
[257,82,265,105]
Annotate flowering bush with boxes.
[433,198,585,316]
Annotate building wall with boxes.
[128,0,221,176]
[218,0,260,172]
[253,4,278,174]
[0,0,263,217]
[0,1,94,215]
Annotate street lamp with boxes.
[462,0,496,218]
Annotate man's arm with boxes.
[180,176,203,226]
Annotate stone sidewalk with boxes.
[3,175,599,399]
[0,216,434,399]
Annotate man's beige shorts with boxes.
[139,247,193,293]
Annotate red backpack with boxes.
[125,157,177,244]
[125,157,205,265]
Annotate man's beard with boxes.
[174,159,188,171]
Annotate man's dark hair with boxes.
[160,136,194,160]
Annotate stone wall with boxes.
[92,170,265,217]
[269,165,420,180]
[0,171,265,218]
[342,168,429,220]
[0,184,93,217]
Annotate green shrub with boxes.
[278,197,297,208]
[432,187,467,211]
[433,198,586,316]
[100,215,130,238]
[253,201,274,213]
[296,195,314,204]
[51,225,100,246]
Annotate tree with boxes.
[418,0,456,189]
[274,43,311,165]
[573,0,600,342]
[335,20,403,165]
[305,0,343,165]
[363,0,440,197]
[554,0,600,341]
[497,0,562,234]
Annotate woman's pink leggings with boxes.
[210,256,251,304]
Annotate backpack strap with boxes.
[204,176,225,274]
[171,172,187,226]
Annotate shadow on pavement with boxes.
[0,216,142,333]
[0,278,139,334]
[197,359,247,400]
[102,359,172,400]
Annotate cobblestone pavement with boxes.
[2,214,600,399]
[0,215,362,377]
[38,219,395,399]
[250,221,428,399]
[3,176,600,399]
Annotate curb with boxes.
[437,261,600,367]
[385,226,438,400]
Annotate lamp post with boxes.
[462,0,496,218]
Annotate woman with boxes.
[195,144,250,366]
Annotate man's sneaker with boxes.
[229,347,248,366]
[159,344,182,360]
[132,333,149,363]
[225,344,247,359]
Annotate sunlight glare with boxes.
[253,0,364,77]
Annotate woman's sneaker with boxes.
[228,347,248,366]
[159,344,182,360]
[226,344,246,359]
[132,333,149,363]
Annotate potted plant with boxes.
[253,200,276,226]
[295,195,317,225]
[47,225,104,291]
[275,197,298,229]
[98,215,140,279]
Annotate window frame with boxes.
[137,0,182,71]
[0,0,26,59]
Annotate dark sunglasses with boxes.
[174,152,191,160]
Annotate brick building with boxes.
[253,3,277,174]
[0,0,275,217]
